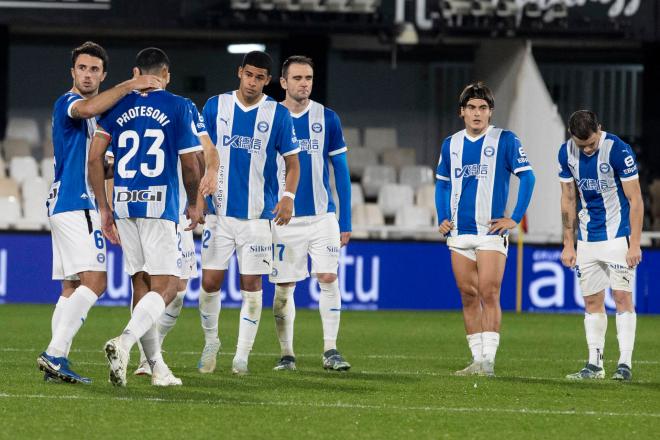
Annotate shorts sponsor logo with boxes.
[257,121,269,133]
[115,189,164,203]
[97,253,105,263]
[249,244,272,253]
[327,245,340,254]
[599,163,611,173]
[484,146,495,157]
[311,122,323,133]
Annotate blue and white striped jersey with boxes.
[177,99,207,216]
[47,92,97,216]
[96,90,202,223]
[436,126,532,236]
[558,131,638,242]
[276,100,346,217]
[202,91,299,220]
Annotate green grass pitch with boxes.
[1,304,659,439]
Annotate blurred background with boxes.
[0,0,659,313]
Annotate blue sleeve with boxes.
[557,144,573,181]
[505,132,532,174]
[327,110,347,156]
[96,107,117,140]
[435,179,451,224]
[275,108,300,156]
[188,100,207,137]
[202,97,217,145]
[436,138,451,181]
[176,100,201,154]
[330,152,351,232]
[511,170,536,223]
[610,139,639,181]
[64,93,83,119]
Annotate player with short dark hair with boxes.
[37,41,162,384]
[435,81,536,377]
[269,55,352,372]
[560,110,643,381]
[196,51,300,375]
[88,47,202,387]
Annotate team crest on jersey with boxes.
[257,121,269,133]
[599,163,611,173]
[484,146,495,157]
[311,122,323,133]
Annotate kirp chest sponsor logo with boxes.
[222,135,263,153]
[454,164,488,178]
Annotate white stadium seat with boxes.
[442,0,472,25]
[415,183,436,212]
[364,127,398,150]
[351,0,380,13]
[0,177,20,198]
[273,0,300,10]
[343,126,361,148]
[9,156,39,184]
[0,156,6,177]
[231,0,252,9]
[2,138,31,161]
[253,0,275,10]
[472,0,496,17]
[377,183,414,217]
[6,117,41,147]
[21,196,48,230]
[351,183,364,207]
[395,205,434,227]
[382,148,416,170]
[352,203,384,227]
[41,157,55,182]
[0,196,21,229]
[348,147,378,179]
[400,165,434,190]
[362,165,396,198]
[325,0,349,12]
[21,176,49,204]
[300,0,324,11]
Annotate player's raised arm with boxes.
[560,180,578,268]
[70,72,162,119]
[180,151,201,231]
[88,126,120,244]
[622,178,644,267]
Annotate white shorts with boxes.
[446,234,509,262]
[116,217,181,277]
[201,215,272,275]
[576,237,635,296]
[269,213,341,283]
[178,214,198,280]
[50,209,107,280]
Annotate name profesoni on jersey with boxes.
[115,105,171,128]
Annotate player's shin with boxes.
[319,280,341,352]
[140,323,166,375]
[273,285,296,357]
[47,286,98,358]
[585,312,607,368]
[466,333,484,363]
[235,290,263,361]
[158,290,187,345]
[120,292,166,352]
[616,311,636,368]
[199,288,221,343]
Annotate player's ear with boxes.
[70,68,75,81]
[132,67,140,78]
[100,71,107,82]
[265,74,272,86]
[279,76,287,90]
[237,66,243,79]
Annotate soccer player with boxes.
[198,51,300,375]
[269,55,352,371]
[559,110,643,381]
[37,41,162,384]
[88,47,202,387]
[435,82,535,377]
[133,99,218,376]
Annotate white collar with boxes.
[232,90,267,112]
[464,125,493,143]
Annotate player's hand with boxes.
[185,205,200,231]
[438,219,453,235]
[489,217,517,235]
[340,232,351,247]
[129,73,162,91]
[272,196,293,226]
[626,245,642,268]
[199,170,218,197]
[560,245,577,268]
[100,208,120,245]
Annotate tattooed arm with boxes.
[560,181,578,268]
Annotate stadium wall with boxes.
[1,232,658,314]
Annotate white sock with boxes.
[158,290,186,345]
[585,312,607,368]
[199,288,221,344]
[482,331,500,363]
[273,285,296,357]
[119,291,165,353]
[616,311,636,368]
[50,296,72,356]
[46,286,98,358]
[235,290,262,361]
[319,281,341,352]
[140,323,167,376]
[466,332,484,363]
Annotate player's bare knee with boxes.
[584,292,605,313]
[177,278,188,292]
[80,271,106,296]
[316,273,337,284]
[240,275,262,292]
[202,270,224,292]
[612,290,634,313]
